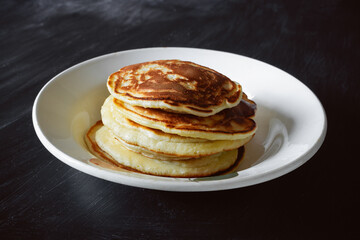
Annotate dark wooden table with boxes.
[1,1,358,239]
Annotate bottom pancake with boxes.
[85,121,244,178]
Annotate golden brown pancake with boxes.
[107,60,242,117]
[111,93,257,140]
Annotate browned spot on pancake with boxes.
[237,93,257,117]
[227,89,241,103]
[186,106,213,113]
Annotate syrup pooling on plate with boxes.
[85,60,257,178]
[89,158,124,171]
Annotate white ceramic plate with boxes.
[32,47,326,192]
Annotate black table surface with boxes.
[1,0,359,239]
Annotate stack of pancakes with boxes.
[85,60,257,177]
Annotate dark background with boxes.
[1,0,359,239]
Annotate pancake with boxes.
[85,121,243,178]
[107,60,242,117]
[101,96,253,160]
[85,60,257,178]
[110,93,257,141]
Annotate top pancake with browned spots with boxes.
[107,60,242,117]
